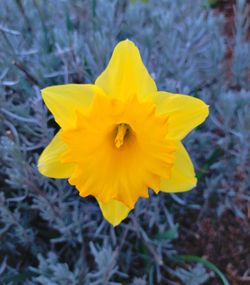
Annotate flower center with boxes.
[114,123,129,148]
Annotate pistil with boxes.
[114,123,129,148]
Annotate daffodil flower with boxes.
[38,40,209,226]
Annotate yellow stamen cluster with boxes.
[114,123,129,148]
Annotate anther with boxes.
[114,123,129,148]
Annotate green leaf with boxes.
[196,147,223,180]
[130,0,149,4]
[155,224,178,241]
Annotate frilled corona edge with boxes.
[38,40,209,226]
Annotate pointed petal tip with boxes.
[160,142,198,193]
[97,198,131,226]
[95,39,156,100]
[115,38,136,49]
[203,103,210,120]
[37,131,75,179]
[37,159,50,178]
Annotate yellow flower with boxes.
[38,40,209,226]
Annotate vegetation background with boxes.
[0,0,249,284]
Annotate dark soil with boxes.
[176,207,250,285]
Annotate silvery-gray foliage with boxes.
[0,0,249,284]
[173,264,210,285]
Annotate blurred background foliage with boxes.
[0,0,249,284]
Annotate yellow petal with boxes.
[95,40,157,101]
[152,91,209,140]
[160,142,197,192]
[97,199,131,226]
[38,131,75,178]
[41,84,104,129]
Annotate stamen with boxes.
[114,123,129,148]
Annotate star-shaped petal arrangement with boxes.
[38,40,209,226]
